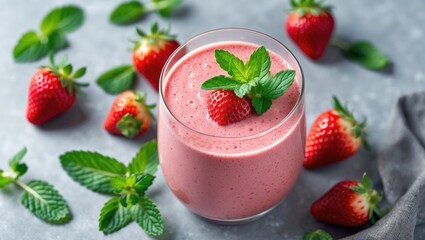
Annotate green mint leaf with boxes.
[343,41,390,70]
[131,197,164,236]
[47,31,68,52]
[20,180,71,224]
[201,75,242,91]
[128,139,159,175]
[99,198,132,234]
[134,174,155,196]
[245,46,270,80]
[251,98,272,115]
[8,147,27,170]
[234,83,252,98]
[152,0,182,17]
[13,31,49,62]
[257,70,295,99]
[59,151,127,194]
[110,176,127,193]
[40,5,84,35]
[215,49,248,82]
[110,1,145,25]
[0,175,12,188]
[96,65,137,94]
[303,229,333,240]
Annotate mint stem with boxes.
[15,180,47,203]
[330,39,350,51]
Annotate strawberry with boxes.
[311,173,386,227]
[132,22,180,92]
[104,91,155,138]
[207,90,253,126]
[304,96,368,169]
[26,54,87,125]
[286,0,335,60]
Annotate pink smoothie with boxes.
[158,41,305,220]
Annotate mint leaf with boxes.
[47,31,68,51]
[132,197,164,236]
[258,70,295,99]
[234,83,252,98]
[245,46,270,80]
[59,151,127,194]
[96,65,137,94]
[110,1,145,25]
[40,5,84,35]
[251,98,272,116]
[201,75,242,91]
[110,176,127,193]
[20,180,71,224]
[8,147,27,170]
[215,50,248,82]
[342,41,389,70]
[99,198,132,234]
[134,174,155,196]
[13,31,49,62]
[0,175,12,188]
[152,0,182,17]
[303,229,333,240]
[128,139,159,175]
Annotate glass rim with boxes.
[159,27,305,140]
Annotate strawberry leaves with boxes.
[201,46,296,115]
[13,5,84,62]
[303,229,333,240]
[96,65,137,94]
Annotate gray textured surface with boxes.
[0,0,424,239]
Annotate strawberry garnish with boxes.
[201,46,296,125]
[311,173,387,227]
[208,90,253,126]
[132,22,180,92]
[26,53,88,125]
[104,91,155,138]
[286,0,334,60]
[304,96,368,169]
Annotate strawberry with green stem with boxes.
[26,52,88,125]
[311,173,388,227]
[104,91,155,138]
[304,96,368,168]
[201,46,296,125]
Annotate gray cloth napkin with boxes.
[343,92,425,240]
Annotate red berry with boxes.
[132,23,180,92]
[304,97,367,168]
[286,1,335,60]
[311,174,383,227]
[207,90,253,125]
[104,91,155,138]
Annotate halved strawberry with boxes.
[207,90,253,126]
[104,91,155,138]
[304,96,368,169]
[311,173,387,227]
[132,22,180,92]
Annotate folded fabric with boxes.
[343,92,425,240]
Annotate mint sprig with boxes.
[13,5,84,62]
[201,46,296,115]
[60,139,164,236]
[331,39,390,70]
[110,0,182,25]
[0,147,72,224]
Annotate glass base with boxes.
[193,206,276,225]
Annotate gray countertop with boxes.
[1,0,424,239]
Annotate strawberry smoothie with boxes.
[158,29,305,222]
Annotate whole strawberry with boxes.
[104,91,155,138]
[311,173,386,227]
[132,22,180,92]
[304,96,367,169]
[208,90,253,125]
[286,0,334,60]
[26,54,87,125]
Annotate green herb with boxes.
[0,147,71,224]
[60,139,164,236]
[110,0,182,25]
[303,229,333,240]
[13,5,84,62]
[96,65,137,94]
[331,39,390,70]
[201,46,296,115]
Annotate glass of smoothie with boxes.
[158,28,305,224]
